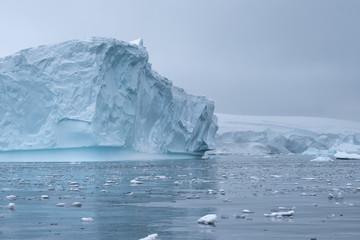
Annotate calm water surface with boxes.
[0,155,360,240]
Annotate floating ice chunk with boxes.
[6,195,16,201]
[207,189,217,195]
[155,175,166,180]
[197,214,217,225]
[41,195,50,199]
[139,233,158,240]
[242,209,254,213]
[311,156,333,162]
[270,175,281,178]
[130,179,143,184]
[334,152,360,160]
[81,217,94,222]
[71,202,82,207]
[264,210,294,217]
[302,177,315,180]
[219,189,225,195]
[8,203,15,210]
[56,203,66,207]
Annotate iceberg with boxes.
[0,37,217,154]
[212,113,360,156]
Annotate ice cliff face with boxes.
[0,37,217,153]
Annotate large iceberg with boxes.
[0,37,217,154]
[211,113,360,156]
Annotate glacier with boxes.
[0,37,217,154]
[209,113,360,157]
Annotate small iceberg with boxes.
[264,210,294,217]
[139,233,158,240]
[197,214,217,225]
[311,156,333,162]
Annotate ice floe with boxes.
[197,214,217,225]
[264,210,294,217]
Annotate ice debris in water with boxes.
[139,233,158,240]
[264,210,294,217]
[197,214,217,225]
[130,179,143,184]
[41,195,50,199]
[6,195,16,201]
[81,217,94,222]
[56,203,66,207]
[7,203,15,210]
[71,202,82,207]
[242,209,254,213]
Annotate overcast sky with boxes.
[1,0,359,121]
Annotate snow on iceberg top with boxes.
[0,37,217,153]
[130,38,144,46]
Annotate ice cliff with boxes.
[0,37,217,154]
[211,113,360,156]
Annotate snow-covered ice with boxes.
[0,37,217,154]
[197,214,217,225]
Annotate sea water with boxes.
[1,154,360,239]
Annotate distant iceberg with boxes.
[211,113,360,156]
[0,37,217,154]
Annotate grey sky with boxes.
[1,0,359,121]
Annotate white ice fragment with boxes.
[8,203,15,210]
[41,195,50,199]
[56,203,66,207]
[130,179,143,184]
[197,214,217,225]
[302,177,315,180]
[264,210,294,217]
[242,209,253,213]
[71,202,82,207]
[81,217,94,222]
[139,233,158,240]
[207,189,217,195]
[155,175,166,180]
[6,195,16,201]
[270,175,281,178]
